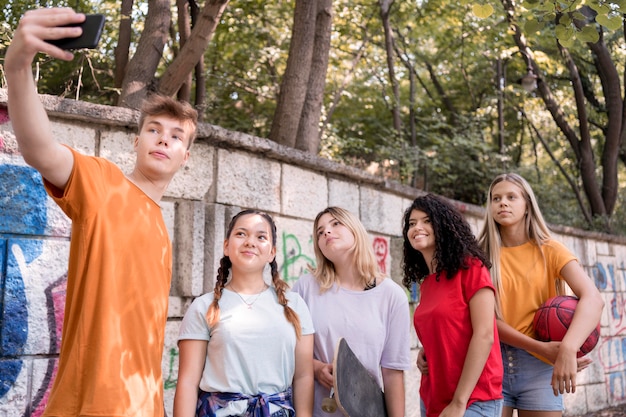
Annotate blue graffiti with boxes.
[612,297,621,321]
[0,165,48,398]
[604,337,626,371]
[593,262,611,290]
[609,371,626,402]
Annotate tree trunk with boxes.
[118,0,171,109]
[423,60,457,125]
[176,0,193,103]
[190,0,207,121]
[587,38,621,215]
[269,0,317,148]
[295,0,333,154]
[114,0,134,89]
[159,0,230,98]
[379,0,402,134]
[557,45,606,217]
[501,0,617,229]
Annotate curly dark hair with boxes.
[401,194,490,289]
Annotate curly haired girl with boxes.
[402,194,503,417]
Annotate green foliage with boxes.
[473,3,495,18]
[516,166,582,227]
[1,0,117,103]
[3,0,626,234]
[608,185,626,235]
[409,115,505,205]
[516,0,624,45]
[198,1,294,136]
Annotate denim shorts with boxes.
[420,398,503,416]
[501,343,564,411]
[270,409,292,417]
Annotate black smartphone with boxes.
[48,14,105,50]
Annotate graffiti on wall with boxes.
[3,102,623,412]
[593,261,626,402]
[1,152,624,412]
[279,232,390,284]
[280,232,315,284]
[0,157,393,416]
[0,163,70,416]
[373,237,388,274]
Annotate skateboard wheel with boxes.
[321,397,337,413]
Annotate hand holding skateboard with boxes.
[322,338,387,417]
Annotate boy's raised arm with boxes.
[5,8,87,189]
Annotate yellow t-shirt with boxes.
[500,239,577,339]
[42,148,171,417]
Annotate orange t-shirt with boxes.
[42,148,171,417]
[500,239,577,338]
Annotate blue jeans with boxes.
[501,343,564,411]
[270,409,292,417]
[465,399,503,417]
[420,398,503,417]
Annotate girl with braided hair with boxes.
[174,209,314,417]
[402,194,503,417]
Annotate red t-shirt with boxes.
[414,258,503,417]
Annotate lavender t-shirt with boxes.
[292,274,411,417]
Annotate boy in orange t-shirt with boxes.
[6,8,198,416]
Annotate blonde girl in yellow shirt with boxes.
[478,173,604,417]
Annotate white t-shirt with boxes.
[292,274,411,417]
[178,287,314,416]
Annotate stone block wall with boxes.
[0,90,624,416]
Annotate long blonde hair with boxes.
[311,207,384,292]
[478,173,563,317]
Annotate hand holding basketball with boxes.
[533,295,601,358]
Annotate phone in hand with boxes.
[47,14,105,50]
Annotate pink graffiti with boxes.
[0,107,9,124]
[0,108,10,153]
[598,293,626,371]
[31,277,67,417]
[373,237,389,274]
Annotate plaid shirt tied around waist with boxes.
[196,387,294,417]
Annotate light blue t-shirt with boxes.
[178,287,314,416]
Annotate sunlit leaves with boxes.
[472,3,495,17]
[555,22,577,46]
[524,18,546,34]
[3,0,625,231]
[475,0,624,46]
[596,13,623,30]
[577,24,600,42]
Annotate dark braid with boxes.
[206,256,232,327]
[271,258,302,339]
[205,209,302,338]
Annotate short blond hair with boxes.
[138,94,198,148]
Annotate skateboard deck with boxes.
[332,338,388,417]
